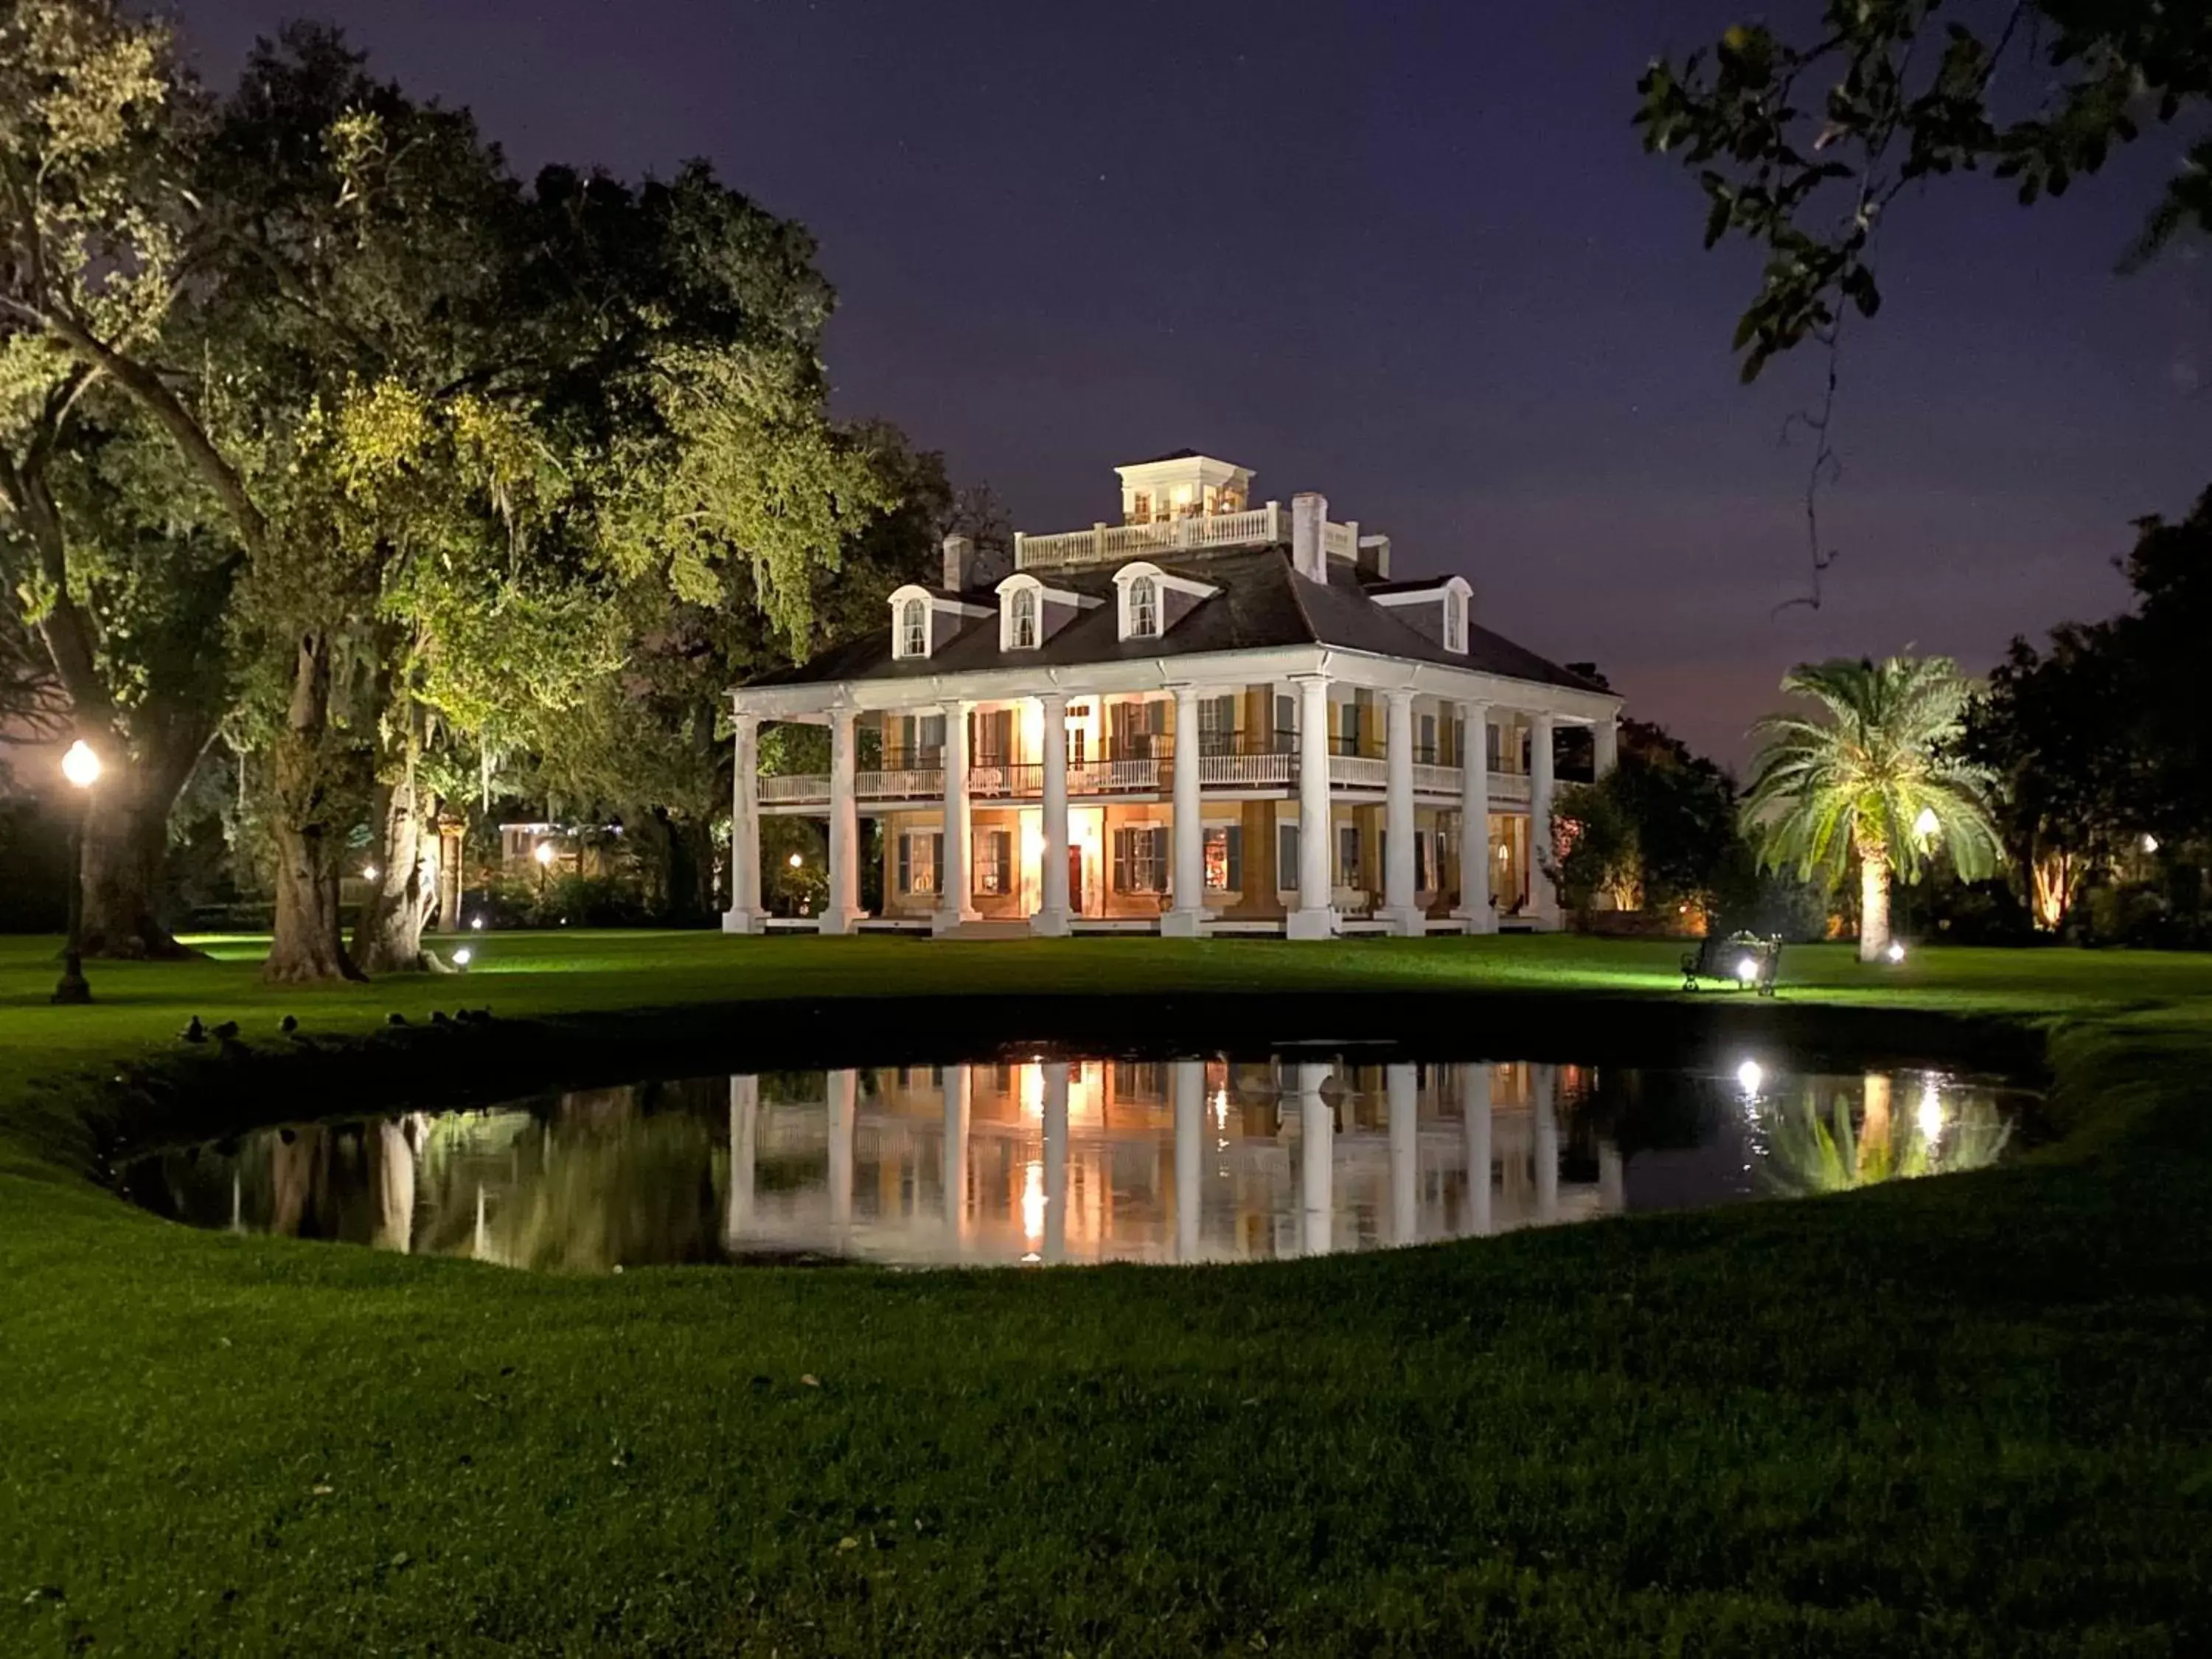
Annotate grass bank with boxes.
[3,931,2210,1655]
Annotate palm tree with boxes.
[1744,655,2002,961]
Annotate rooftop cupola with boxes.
[1113,451,1254,526]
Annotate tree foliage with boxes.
[1638,1,2212,381]
[1551,720,1742,919]
[1745,654,2001,959]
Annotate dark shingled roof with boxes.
[747,547,1603,695]
[1124,447,1203,465]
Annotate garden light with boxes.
[470,916,484,931]
[2142,834,2158,854]
[1734,956,1759,984]
[1913,806,1940,841]
[1735,1059,1763,1095]
[1885,941,1907,964]
[60,740,102,789]
[452,947,473,967]
[364,865,380,882]
[535,842,556,866]
[788,851,804,867]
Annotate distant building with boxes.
[727,451,1619,937]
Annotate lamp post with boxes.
[52,740,102,1005]
[534,839,556,905]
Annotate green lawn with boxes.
[3,930,2210,1655]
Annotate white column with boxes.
[820,706,863,934]
[1033,692,1071,936]
[942,1064,970,1247]
[1593,715,1619,779]
[1289,675,1335,939]
[1461,1062,1492,1238]
[1294,1062,1334,1255]
[1528,711,1559,928]
[725,1074,758,1249]
[1453,700,1495,933]
[1380,689,1422,935]
[1041,1060,1069,1265]
[827,1068,858,1234]
[933,700,977,933]
[1172,1059,1204,1263]
[1164,685,1207,936]
[721,711,764,933]
[1534,1063,1559,1224]
[1386,1062,1418,1246]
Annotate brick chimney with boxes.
[941,534,975,591]
[1290,493,1328,582]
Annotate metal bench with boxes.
[1681,931,1782,996]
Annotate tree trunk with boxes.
[264,633,361,984]
[75,756,201,959]
[352,710,440,974]
[1857,845,1892,963]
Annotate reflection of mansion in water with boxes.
[130,1060,1626,1271]
[728,451,1623,936]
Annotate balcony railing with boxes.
[757,758,1517,807]
[1013,506,1360,572]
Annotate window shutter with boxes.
[1111,828,1129,892]
[1278,822,1298,883]
[931,833,944,894]
[897,833,911,893]
[1225,824,1242,891]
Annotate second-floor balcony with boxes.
[757,757,1534,810]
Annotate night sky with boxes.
[178,0,2212,766]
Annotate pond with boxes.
[121,1051,2033,1272]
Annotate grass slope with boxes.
[2,931,2210,1656]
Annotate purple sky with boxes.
[174,0,2212,767]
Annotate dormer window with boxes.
[1010,586,1038,649]
[1128,576,1159,638]
[898,597,928,658]
[1444,585,1468,654]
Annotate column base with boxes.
[1378,907,1428,938]
[721,909,766,936]
[815,907,867,936]
[1452,905,1498,936]
[1160,908,1209,939]
[931,907,981,936]
[1029,908,1071,938]
[1286,907,1338,941]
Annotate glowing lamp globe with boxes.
[60,740,102,790]
[1913,807,1940,840]
[787,852,804,868]
[534,842,556,867]
[452,947,473,967]
[1885,941,1907,964]
[1734,956,1759,985]
[1735,1059,1763,1095]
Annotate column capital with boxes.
[1038,689,1068,714]
[1387,685,1417,708]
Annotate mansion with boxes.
[726,452,1621,938]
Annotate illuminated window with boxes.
[1130,490,1152,524]
[897,831,942,895]
[1009,587,1038,649]
[973,828,1012,896]
[1203,825,1242,891]
[1127,576,1158,638]
[899,598,928,658]
[1111,826,1168,893]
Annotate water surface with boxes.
[122,1054,2026,1270]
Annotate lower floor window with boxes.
[1276,822,1299,886]
[1203,825,1242,891]
[1112,826,1168,894]
[898,831,942,896]
[1337,824,1361,888]
[974,827,1012,896]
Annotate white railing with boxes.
[1329,755,1388,790]
[967,763,1043,799]
[1199,752,1294,787]
[857,768,945,800]
[1489,773,1531,804]
[1412,763,1463,797]
[759,773,830,804]
[1068,757,1169,795]
[1015,504,1304,571]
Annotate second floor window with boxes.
[900,598,928,658]
[1009,587,1037,649]
[1127,576,1158,638]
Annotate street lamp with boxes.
[534,839,556,903]
[52,740,102,1005]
